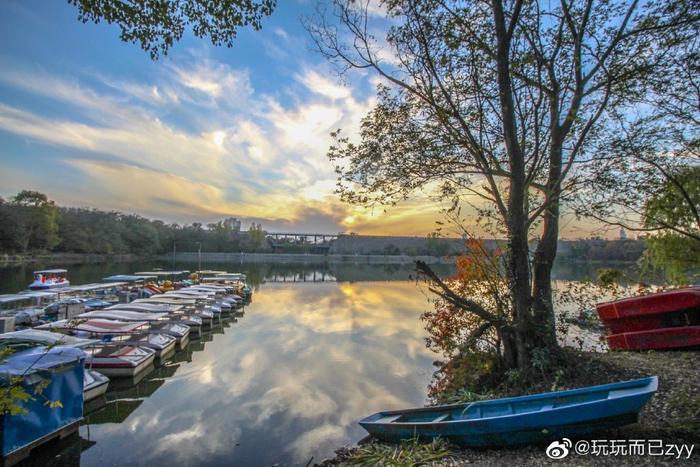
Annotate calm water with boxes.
[0,260,617,466]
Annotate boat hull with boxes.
[87,355,154,377]
[607,326,700,350]
[597,288,700,350]
[86,348,156,378]
[597,288,700,320]
[360,377,657,447]
[28,281,71,290]
[361,413,639,447]
[83,371,110,402]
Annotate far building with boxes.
[223,217,242,233]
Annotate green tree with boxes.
[69,0,276,59]
[247,223,267,250]
[310,0,699,371]
[642,166,700,283]
[0,198,23,252]
[577,9,698,247]
[10,191,60,252]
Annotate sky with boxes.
[0,1,614,238]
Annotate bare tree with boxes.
[307,0,699,371]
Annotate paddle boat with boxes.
[359,376,658,447]
[84,369,110,401]
[38,319,178,359]
[28,269,71,290]
[77,309,195,341]
[185,286,242,310]
[109,303,201,338]
[0,329,155,378]
[0,291,58,327]
[132,297,214,327]
[597,288,700,350]
[83,344,156,377]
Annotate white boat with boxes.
[0,329,97,348]
[84,369,110,401]
[106,304,200,338]
[0,329,155,378]
[107,303,184,313]
[29,269,71,290]
[133,297,197,306]
[160,292,214,304]
[38,319,178,359]
[0,291,59,326]
[78,309,169,321]
[130,298,213,327]
[83,344,156,377]
[78,309,196,339]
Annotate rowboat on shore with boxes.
[597,288,700,350]
[359,376,658,447]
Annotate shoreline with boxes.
[163,252,456,264]
[0,252,141,266]
[317,350,699,466]
[0,251,640,267]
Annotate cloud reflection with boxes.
[80,281,438,466]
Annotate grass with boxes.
[347,438,453,467]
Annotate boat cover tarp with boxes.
[0,329,99,348]
[0,346,85,455]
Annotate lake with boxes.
[0,260,614,466]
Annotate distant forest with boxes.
[0,190,268,256]
[0,190,646,261]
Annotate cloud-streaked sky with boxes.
[0,1,613,238]
[0,0,424,234]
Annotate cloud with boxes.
[0,53,450,234]
[296,70,351,100]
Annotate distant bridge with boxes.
[265,271,337,283]
[266,233,339,253]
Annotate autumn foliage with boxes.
[421,239,511,361]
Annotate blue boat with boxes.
[359,376,658,447]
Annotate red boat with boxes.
[596,288,700,350]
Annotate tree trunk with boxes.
[531,142,563,351]
[492,0,533,372]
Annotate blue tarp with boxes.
[0,346,86,456]
[0,346,85,375]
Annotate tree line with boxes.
[0,191,269,256]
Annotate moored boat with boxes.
[0,329,155,378]
[28,269,71,290]
[78,309,197,340]
[84,368,110,401]
[359,376,658,447]
[37,319,178,359]
[597,288,700,350]
[83,344,156,377]
[106,303,199,339]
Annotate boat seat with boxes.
[432,414,450,423]
[376,415,402,423]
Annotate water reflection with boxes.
[70,281,439,467]
[1,262,624,466]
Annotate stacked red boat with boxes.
[596,287,700,350]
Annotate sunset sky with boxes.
[0,1,610,238]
